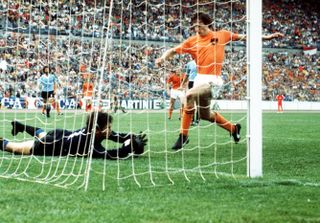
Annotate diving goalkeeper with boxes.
[0,112,147,160]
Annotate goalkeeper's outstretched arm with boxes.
[108,131,132,143]
[93,133,148,160]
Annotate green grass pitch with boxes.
[0,111,319,222]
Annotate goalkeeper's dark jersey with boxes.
[32,128,131,159]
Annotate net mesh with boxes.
[0,0,248,189]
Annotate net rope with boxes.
[0,0,248,189]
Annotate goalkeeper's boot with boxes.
[171,134,189,150]
[0,137,8,151]
[0,137,4,150]
[11,121,25,136]
[232,123,241,144]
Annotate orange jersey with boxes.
[167,73,186,89]
[175,30,238,75]
[83,82,94,97]
[80,64,87,72]
[276,95,284,104]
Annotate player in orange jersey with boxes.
[166,69,187,120]
[156,12,284,150]
[52,66,63,116]
[82,73,94,112]
[276,94,285,112]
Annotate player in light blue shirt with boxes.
[38,66,58,118]
[38,73,57,92]
[185,60,197,88]
[185,60,199,125]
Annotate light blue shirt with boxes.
[185,60,197,82]
[38,74,58,92]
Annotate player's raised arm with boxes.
[155,48,177,67]
[262,32,284,40]
[236,32,284,41]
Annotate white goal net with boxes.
[0,0,261,190]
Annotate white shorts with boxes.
[194,74,223,87]
[170,89,185,100]
[83,96,92,100]
[193,74,223,98]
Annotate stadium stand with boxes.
[0,0,319,104]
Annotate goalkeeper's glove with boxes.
[122,132,147,156]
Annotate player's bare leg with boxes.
[114,103,118,113]
[172,84,241,150]
[179,103,184,120]
[55,99,63,115]
[2,140,34,155]
[196,85,241,143]
[278,104,283,113]
[42,98,51,118]
[171,85,201,150]
[2,121,47,155]
[41,99,46,116]
[191,102,200,126]
[46,97,55,118]
[168,98,175,120]
[86,99,92,112]
[0,121,47,155]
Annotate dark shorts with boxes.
[188,81,194,89]
[41,91,55,101]
[32,129,67,156]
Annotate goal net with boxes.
[0,0,261,190]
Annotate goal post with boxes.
[247,0,263,177]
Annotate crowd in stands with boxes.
[0,0,318,48]
[0,0,319,104]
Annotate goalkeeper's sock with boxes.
[0,138,9,151]
[180,106,194,136]
[209,112,235,133]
